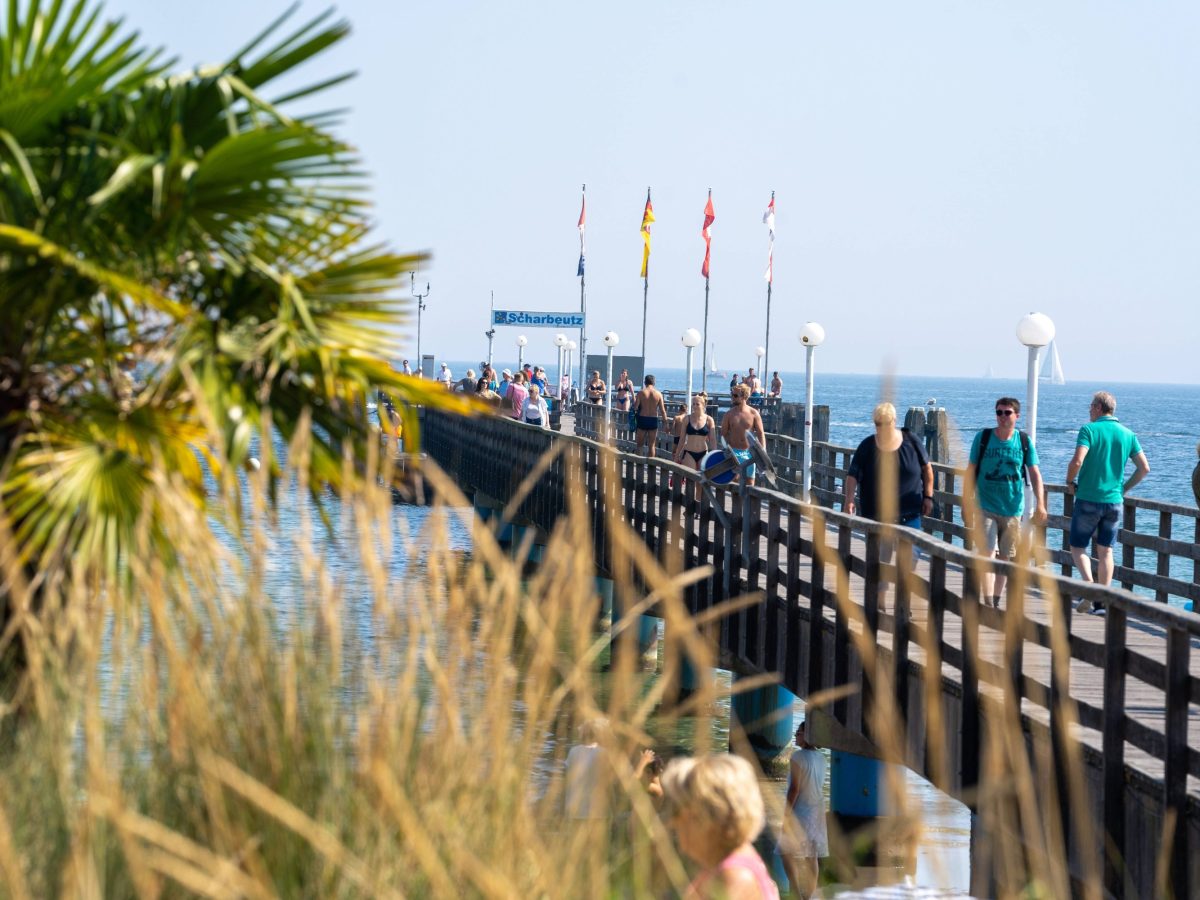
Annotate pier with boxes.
[421,404,1199,897]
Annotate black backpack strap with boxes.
[1019,430,1032,484]
[973,427,992,475]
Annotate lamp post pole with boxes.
[755,345,765,394]
[516,334,528,372]
[682,328,701,412]
[413,274,430,374]
[554,333,568,401]
[603,332,620,426]
[799,323,826,502]
[1017,312,1055,518]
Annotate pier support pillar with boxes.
[828,751,914,884]
[472,496,513,545]
[594,577,614,630]
[731,682,796,774]
[610,586,660,669]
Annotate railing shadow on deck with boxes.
[423,407,1200,900]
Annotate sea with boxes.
[274,368,1199,895]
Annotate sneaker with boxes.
[1074,597,1093,613]
[1089,602,1107,616]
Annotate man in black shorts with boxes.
[633,374,668,457]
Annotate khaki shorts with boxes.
[982,511,1022,559]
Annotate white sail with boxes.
[709,344,718,373]
[1040,340,1066,385]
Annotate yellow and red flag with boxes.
[701,191,715,278]
[640,190,655,278]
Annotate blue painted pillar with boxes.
[830,750,884,818]
[731,682,797,768]
[472,498,513,545]
[611,584,660,667]
[594,577,614,630]
[637,615,660,666]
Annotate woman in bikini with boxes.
[586,370,606,405]
[613,368,633,412]
[673,394,717,472]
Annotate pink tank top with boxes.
[688,848,780,899]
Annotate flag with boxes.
[701,193,715,278]
[763,194,775,283]
[640,192,655,278]
[577,192,586,277]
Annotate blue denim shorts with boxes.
[1070,499,1121,548]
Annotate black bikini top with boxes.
[685,418,710,436]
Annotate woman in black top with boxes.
[613,369,633,412]
[586,370,606,404]
[845,402,933,525]
[673,395,717,471]
[844,402,934,613]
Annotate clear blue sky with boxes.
[109,1,1199,383]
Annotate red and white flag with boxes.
[763,193,775,283]
[701,192,715,278]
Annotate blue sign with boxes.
[492,310,585,328]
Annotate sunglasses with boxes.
[995,409,1015,417]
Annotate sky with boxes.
[107,1,1200,384]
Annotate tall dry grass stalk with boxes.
[0,418,767,899]
[0,401,1119,899]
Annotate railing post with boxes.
[1120,502,1136,591]
[1156,510,1171,604]
[1163,626,1190,900]
[1102,604,1128,898]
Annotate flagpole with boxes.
[701,188,712,395]
[763,190,775,385]
[487,289,496,368]
[641,186,651,363]
[578,184,587,403]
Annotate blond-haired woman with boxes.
[521,383,550,429]
[662,754,780,899]
[844,402,933,527]
[674,394,717,472]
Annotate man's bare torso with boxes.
[721,404,761,449]
[635,387,663,416]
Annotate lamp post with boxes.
[754,345,765,393]
[603,331,619,423]
[1016,312,1055,447]
[682,328,702,411]
[799,322,826,502]
[413,274,431,374]
[516,334,528,372]
[1017,312,1055,520]
[554,333,569,401]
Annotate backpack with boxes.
[973,428,1032,485]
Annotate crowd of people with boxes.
[564,717,827,899]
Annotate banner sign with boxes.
[492,310,585,328]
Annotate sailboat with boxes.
[1040,339,1066,385]
[708,344,726,379]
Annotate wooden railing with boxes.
[422,408,1198,898]
[573,402,1200,608]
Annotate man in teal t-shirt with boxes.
[964,396,1047,607]
[1066,390,1150,609]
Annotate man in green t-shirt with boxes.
[1065,391,1150,610]
[964,397,1047,607]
